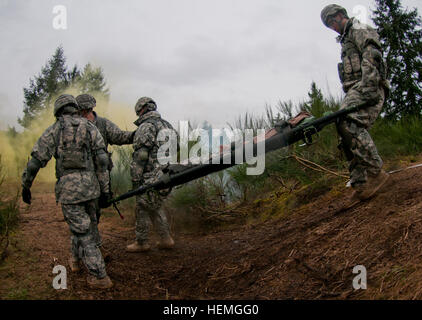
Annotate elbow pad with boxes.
[133,147,149,166]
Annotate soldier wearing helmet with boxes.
[126,97,176,253]
[53,94,79,117]
[21,94,113,289]
[321,4,390,205]
[320,4,349,32]
[76,93,135,260]
[76,94,134,153]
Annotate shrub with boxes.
[0,155,20,262]
[110,145,133,195]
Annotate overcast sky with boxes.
[0,0,421,130]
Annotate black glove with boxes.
[22,187,32,205]
[98,193,112,208]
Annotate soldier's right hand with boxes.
[99,192,112,208]
[22,187,32,205]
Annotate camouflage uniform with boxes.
[89,112,134,243]
[22,98,109,279]
[335,18,389,187]
[131,110,174,245]
[76,94,134,248]
[91,112,134,152]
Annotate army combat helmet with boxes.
[321,4,348,27]
[76,94,96,110]
[54,94,78,117]
[135,97,157,116]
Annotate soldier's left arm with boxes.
[21,125,56,204]
[105,119,135,146]
[22,125,56,189]
[89,123,111,194]
[352,25,385,103]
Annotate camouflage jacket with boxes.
[130,111,177,183]
[24,115,109,204]
[90,112,134,170]
[337,18,389,96]
[91,111,134,150]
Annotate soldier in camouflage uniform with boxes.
[76,94,135,257]
[21,94,113,289]
[126,97,175,252]
[321,4,391,203]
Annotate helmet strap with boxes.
[138,106,148,117]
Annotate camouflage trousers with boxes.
[62,200,107,279]
[337,86,385,187]
[94,199,103,247]
[134,190,171,245]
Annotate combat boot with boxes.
[342,189,363,210]
[126,241,151,253]
[68,256,81,273]
[357,170,390,201]
[86,275,113,289]
[157,235,175,250]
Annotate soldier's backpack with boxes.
[55,116,93,175]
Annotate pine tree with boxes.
[18,46,79,128]
[372,0,422,119]
[18,47,110,128]
[78,63,110,101]
[303,82,327,117]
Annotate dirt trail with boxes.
[2,166,422,300]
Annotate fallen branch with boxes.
[270,174,300,193]
[196,203,246,221]
[288,154,349,179]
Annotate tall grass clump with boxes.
[0,155,20,262]
[110,145,133,195]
